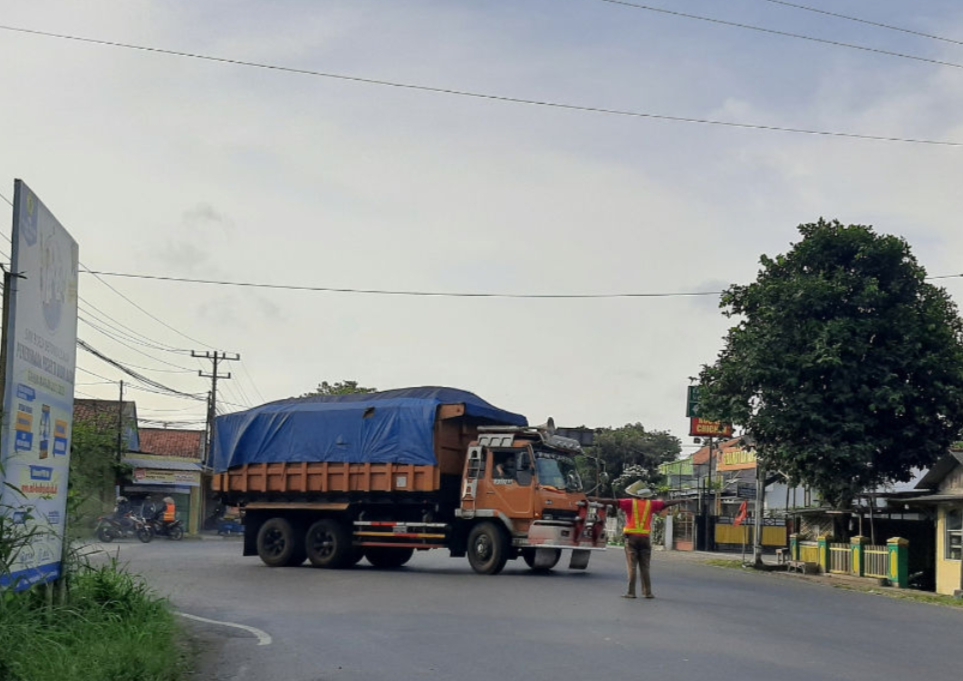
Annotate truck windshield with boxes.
[535,452,582,492]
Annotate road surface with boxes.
[92,538,963,681]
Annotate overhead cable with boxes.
[77,338,205,401]
[0,23,959,146]
[757,0,963,46]
[79,269,963,299]
[594,1,963,71]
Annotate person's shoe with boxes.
[621,593,637,599]
[643,594,655,599]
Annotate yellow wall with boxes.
[935,506,962,596]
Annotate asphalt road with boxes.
[94,538,963,681]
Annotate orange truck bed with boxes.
[212,461,441,494]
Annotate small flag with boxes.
[734,500,749,527]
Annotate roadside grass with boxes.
[0,559,190,681]
[701,557,963,610]
[704,558,747,570]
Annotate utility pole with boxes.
[753,463,766,567]
[193,350,239,468]
[116,380,125,463]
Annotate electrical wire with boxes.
[79,295,190,353]
[239,362,267,404]
[593,1,963,72]
[80,262,215,349]
[79,270,723,299]
[77,338,205,401]
[756,0,963,47]
[79,312,194,354]
[78,269,963,299]
[0,23,959,146]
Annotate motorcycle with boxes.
[147,516,185,541]
[95,512,153,543]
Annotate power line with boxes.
[79,295,190,352]
[78,269,963,299]
[79,311,193,354]
[239,362,266,404]
[82,270,722,299]
[79,262,215,349]
[77,338,205,401]
[0,23,959,146]
[757,0,963,47]
[594,1,963,72]
[0,190,12,207]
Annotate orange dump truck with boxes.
[212,387,607,574]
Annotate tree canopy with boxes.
[299,380,377,398]
[698,219,963,508]
[588,423,681,496]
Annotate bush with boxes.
[0,558,188,681]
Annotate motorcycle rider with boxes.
[112,496,134,531]
[162,496,177,529]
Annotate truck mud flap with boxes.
[569,549,591,570]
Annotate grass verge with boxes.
[0,560,189,681]
[704,558,749,570]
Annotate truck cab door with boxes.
[478,448,535,519]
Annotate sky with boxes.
[1,0,962,452]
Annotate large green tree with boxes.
[698,219,963,508]
[589,423,681,496]
[299,380,377,398]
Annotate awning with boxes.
[123,457,202,472]
[900,494,963,504]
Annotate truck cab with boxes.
[457,422,608,573]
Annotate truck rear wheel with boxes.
[306,519,351,568]
[467,522,509,575]
[364,547,414,569]
[257,518,300,567]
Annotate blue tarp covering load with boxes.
[212,387,528,473]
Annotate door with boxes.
[477,448,535,519]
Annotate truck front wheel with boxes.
[467,522,509,575]
[306,519,351,568]
[256,517,301,567]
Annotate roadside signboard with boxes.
[688,418,733,438]
[0,180,79,591]
[685,385,701,418]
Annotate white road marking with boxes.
[178,612,273,646]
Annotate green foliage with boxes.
[69,422,124,529]
[699,219,963,508]
[589,423,681,496]
[0,558,186,681]
[299,380,377,398]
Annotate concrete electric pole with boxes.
[192,350,239,468]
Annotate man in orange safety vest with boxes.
[598,481,685,599]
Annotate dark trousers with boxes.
[623,534,653,597]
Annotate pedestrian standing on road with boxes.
[596,482,685,599]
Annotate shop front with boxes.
[120,456,203,535]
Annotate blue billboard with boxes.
[0,180,79,591]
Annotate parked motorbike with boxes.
[95,512,153,543]
[147,517,185,541]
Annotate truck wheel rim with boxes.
[474,535,492,561]
[264,529,286,557]
[311,531,335,558]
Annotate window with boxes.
[947,508,962,561]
